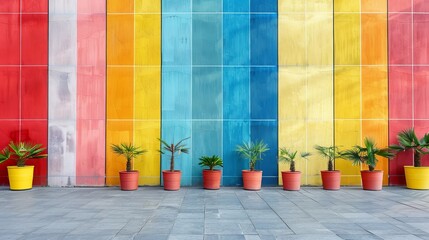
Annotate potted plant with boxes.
[389,128,429,189]
[199,155,223,190]
[314,145,342,190]
[235,140,269,191]
[111,143,146,191]
[158,137,190,191]
[342,138,394,191]
[279,148,310,191]
[0,142,47,190]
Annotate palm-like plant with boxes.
[111,143,146,172]
[236,140,269,171]
[199,155,223,171]
[6,142,47,167]
[0,147,10,164]
[314,145,342,171]
[159,137,190,172]
[342,138,394,171]
[389,128,429,167]
[279,148,310,172]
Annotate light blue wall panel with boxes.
[193,0,222,12]
[223,120,250,186]
[250,14,278,66]
[192,14,222,65]
[192,121,222,186]
[223,14,250,65]
[162,66,192,120]
[162,14,192,66]
[192,67,222,119]
[162,0,191,13]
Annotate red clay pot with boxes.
[119,171,139,191]
[282,171,301,191]
[361,170,383,191]
[202,169,221,190]
[242,170,262,191]
[321,170,341,190]
[163,170,181,191]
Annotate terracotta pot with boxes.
[202,169,221,190]
[361,170,383,191]
[320,170,341,190]
[119,170,139,191]
[242,170,262,191]
[404,166,429,190]
[163,170,181,191]
[281,171,301,191]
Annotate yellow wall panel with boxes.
[334,13,360,65]
[307,120,334,185]
[362,120,388,184]
[362,67,388,119]
[334,0,360,12]
[334,66,361,119]
[278,14,306,65]
[107,14,134,65]
[106,121,134,186]
[362,0,387,12]
[135,67,161,120]
[278,120,306,185]
[279,67,307,120]
[307,67,333,120]
[135,0,161,13]
[335,120,362,185]
[134,121,161,185]
[306,0,333,12]
[107,0,134,13]
[107,67,134,119]
[362,14,387,65]
[307,13,333,65]
[135,14,161,65]
[278,0,304,13]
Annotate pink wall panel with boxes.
[22,0,48,13]
[413,15,429,64]
[414,0,429,12]
[21,14,48,65]
[414,66,429,119]
[0,67,20,119]
[389,120,413,185]
[389,66,412,119]
[388,14,412,65]
[0,14,20,65]
[21,66,48,119]
[388,0,412,12]
[76,0,106,186]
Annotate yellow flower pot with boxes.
[7,165,34,190]
[404,166,429,190]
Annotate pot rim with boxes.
[281,171,301,174]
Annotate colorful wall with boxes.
[0,0,428,187]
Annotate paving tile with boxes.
[336,234,382,240]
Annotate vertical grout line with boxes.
[305,0,308,185]
[104,0,108,186]
[159,0,163,184]
[411,0,414,128]
[248,0,251,144]
[133,0,136,171]
[386,0,390,185]
[19,0,22,141]
[359,0,363,172]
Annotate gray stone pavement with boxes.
[1,187,429,240]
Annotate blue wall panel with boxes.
[223,121,250,186]
[162,0,191,13]
[223,14,250,65]
[224,0,249,12]
[250,67,278,120]
[162,14,192,66]
[193,0,222,12]
[192,14,222,65]
[250,14,278,66]
[192,67,222,119]
[251,121,278,185]
[250,0,278,13]
[223,67,249,119]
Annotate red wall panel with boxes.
[0,14,20,65]
[0,120,19,185]
[21,66,48,119]
[389,66,412,119]
[388,14,412,65]
[0,67,20,119]
[21,14,48,65]
[22,0,48,13]
[413,15,429,64]
[0,0,19,13]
